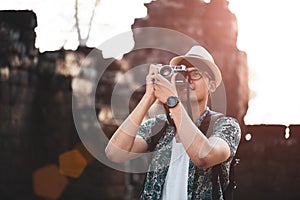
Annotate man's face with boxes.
[176,67,211,104]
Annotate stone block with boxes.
[0,67,9,81]
[10,104,31,123]
[0,105,10,121]
[10,85,35,104]
[9,69,29,86]
[0,120,11,135]
[0,84,10,104]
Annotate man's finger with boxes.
[146,75,154,85]
[149,64,160,75]
[156,74,170,85]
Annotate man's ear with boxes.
[208,81,217,93]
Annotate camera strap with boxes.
[186,81,193,119]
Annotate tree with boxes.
[74,0,101,47]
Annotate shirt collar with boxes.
[195,107,210,127]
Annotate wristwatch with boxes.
[166,96,180,108]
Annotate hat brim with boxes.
[169,55,222,87]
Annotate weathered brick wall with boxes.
[0,10,40,199]
[0,11,127,200]
[236,125,300,200]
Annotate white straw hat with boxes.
[169,45,222,87]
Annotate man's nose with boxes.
[185,77,195,89]
[185,75,190,82]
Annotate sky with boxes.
[1,0,300,125]
[228,0,300,125]
[0,0,150,51]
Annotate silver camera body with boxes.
[158,65,187,84]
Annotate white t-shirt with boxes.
[161,138,190,200]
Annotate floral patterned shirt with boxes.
[138,109,241,200]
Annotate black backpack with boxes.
[148,110,239,200]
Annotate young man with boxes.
[105,45,241,200]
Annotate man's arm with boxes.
[105,65,158,163]
[168,103,232,168]
[105,95,153,163]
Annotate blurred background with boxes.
[1,0,300,199]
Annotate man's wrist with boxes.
[165,96,180,109]
[142,94,155,105]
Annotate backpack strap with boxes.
[196,110,225,200]
[213,157,239,200]
[222,157,239,200]
[199,110,224,137]
[204,110,239,200]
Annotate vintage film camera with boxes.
[158,65,187,84]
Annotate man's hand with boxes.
[145,64,159,105]
[153,72,178,104]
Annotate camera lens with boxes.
[159,65,173,77]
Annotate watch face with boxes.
[167,96,178,108]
